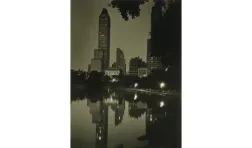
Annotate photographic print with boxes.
[71,0,181,147]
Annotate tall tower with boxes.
[98,8,111,71]
[147,2,163,74]
[116,48,126,75]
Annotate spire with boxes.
[101,8,108,15]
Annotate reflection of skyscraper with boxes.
[89,101,102,123]
[145,108,167,134]
[98,8,110,70]
[87,92,127,148]
[95,102,108,148]
[109,94,125,126]
[129,102,146,119]
[145,108,154,133]
[114,100,125,126]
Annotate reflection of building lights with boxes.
[119,116,120,120]
[160,101,165,107]
[150,117,152,121]
[134,83,138,88]
[134,93,138,100]
[99,136,101,140]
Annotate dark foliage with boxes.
[109,0,149,21]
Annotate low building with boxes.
[129,57,147,76]
[91,59,102,72]
[105,68,120,77]
[138,68,148,78]
[88,64,91,72]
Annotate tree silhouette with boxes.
[109,0,149,21]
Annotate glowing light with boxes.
[160,101,165,107]
[119,116,120,120]
[99,136,101,140]
[112,78,116,82]
[134,93,138,100]
[160,82,165,89]
[134,83,138,88]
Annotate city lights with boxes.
[160,82,165,89]
[134,82,138,88]
[134,93,138,100]
[160,101,165,107]
[112,78,116,82]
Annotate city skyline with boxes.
[71,0,153,71]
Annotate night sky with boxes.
[71,0,153,71]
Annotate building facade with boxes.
[98,8,111,70]
[104,68,120,77]
[146,1,164,74]
[138,67,148,78]
[147,39,163,74]
[94,49,104,59]
[91,59,102,72]
[129,57,146,76]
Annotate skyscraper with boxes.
[98,8,111,70]
[94,49,104,59]
[147,38,163,74]
[147,2,164,74]
[116,48,126,74]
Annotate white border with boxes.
[0,0,252,148]
[0,0,70,148]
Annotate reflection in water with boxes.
[71,88,181,148]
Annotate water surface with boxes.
[71,89,181,148]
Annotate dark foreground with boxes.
[71,87,181,148]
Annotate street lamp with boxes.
[165,65,171,72]
[160,82,165,89]
[112,78,116,82]
[134,82,138,88]
[160,82,166,94]
[160,101,165,107]
[134,93,138,100]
